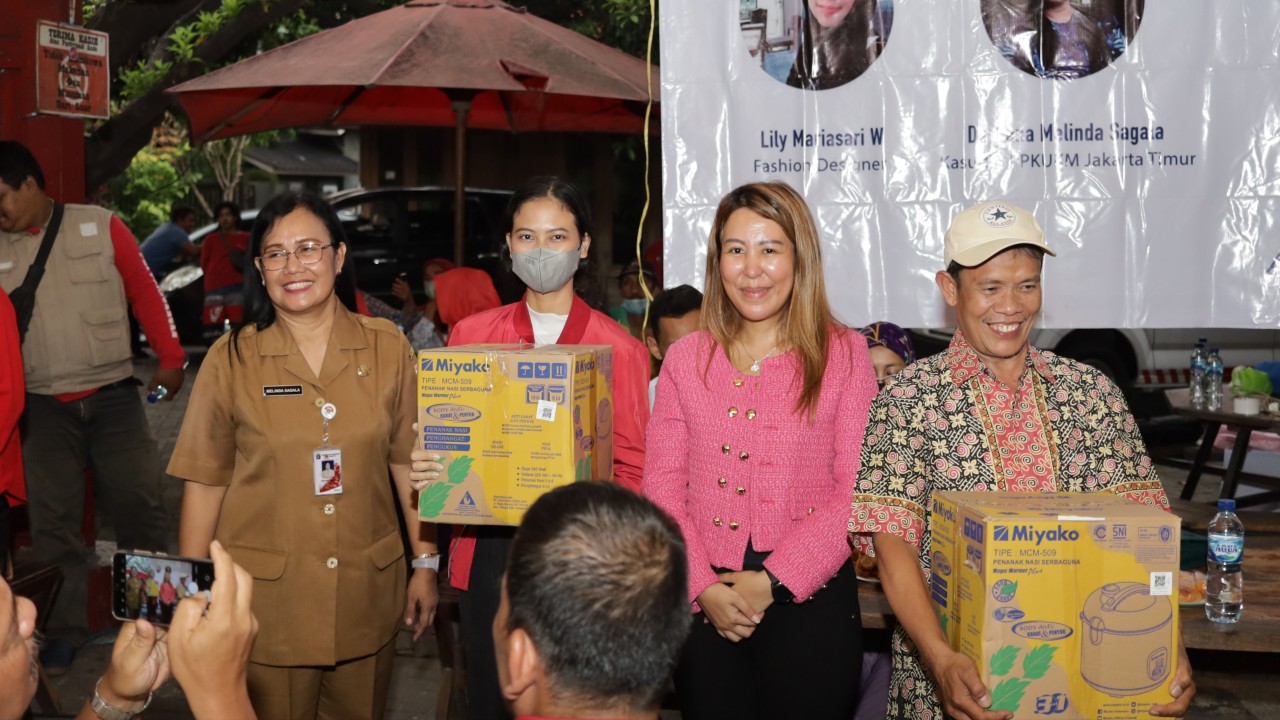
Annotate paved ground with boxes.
[22,351,1280,718]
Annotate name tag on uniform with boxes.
[263,385,303,397]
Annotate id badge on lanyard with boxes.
[313,402,343,496]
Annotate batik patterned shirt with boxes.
[848,331,1169,719]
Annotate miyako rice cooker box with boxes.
[416,344,614,526]
[930,492,1180,719]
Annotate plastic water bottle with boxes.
[146,385,169,404]
[1207,348,1224,411]
[1189,341,1207,409]
[1205,498,1244,623]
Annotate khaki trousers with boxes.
[246,637,397,720]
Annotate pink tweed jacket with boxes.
[643,328,877,606]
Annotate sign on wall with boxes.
[660,1,1280,328]
[35,20,109,120]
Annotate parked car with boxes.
[160,187,514,345]
[909,327,1280,389]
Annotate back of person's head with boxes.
[504,482,690,713]
[647,285,703,342]
[170,205,196,223]
[0,140,46,191]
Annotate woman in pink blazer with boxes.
[643,181,878,719]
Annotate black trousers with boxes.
[675,553,863,720]
[457,527,516,720]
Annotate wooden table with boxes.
[1164,396,1280,507]
[856,533,1280,652]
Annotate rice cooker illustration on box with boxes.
[1079,582,1172,696]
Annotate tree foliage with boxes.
[83,0,657,196]
[535,0,659,60]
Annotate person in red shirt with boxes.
[0,288,24,577]
[410,176,650,720]
[200,201,250,293]
[0,140,186,671]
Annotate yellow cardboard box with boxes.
[416,344,614,526]
[930,492,1180,719]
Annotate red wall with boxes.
[0,0,86,202]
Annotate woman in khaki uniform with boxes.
[169,192,438,720]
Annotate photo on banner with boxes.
[982,0,1145,80]
[739,0,895,90]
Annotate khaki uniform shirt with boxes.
[168,306,417,666]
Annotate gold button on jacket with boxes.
[168,307,416,667]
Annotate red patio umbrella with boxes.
[167,0,658,265]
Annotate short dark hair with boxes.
[946,245,1046,283]
[231,192,357,358]
[506,482,690,712]
[170,205,196,223]
[646,284,703,341]
[0,141,46,190]
[214,201,242,222]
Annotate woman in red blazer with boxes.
[643,181,878,719]
[411,176,649,720]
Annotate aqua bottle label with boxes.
[1208,534,1243,564]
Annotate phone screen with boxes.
[112,550,215,627]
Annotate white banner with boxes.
[660,1,1280,329]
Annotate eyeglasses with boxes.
[257,243,332,271]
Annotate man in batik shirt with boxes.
[849,201,1195,720]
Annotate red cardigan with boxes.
[444,294,650,590]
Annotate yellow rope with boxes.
[634,0,657,336]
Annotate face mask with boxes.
[510,246,581,294]
[621,297,649,316]
[422,280,436,300]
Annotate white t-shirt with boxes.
[527,304,568,347]
[648,376,658,410]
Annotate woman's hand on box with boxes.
[408,424,444,491]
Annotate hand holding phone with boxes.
[96,619,170,714]
[168,541,259,719]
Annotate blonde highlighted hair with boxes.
[702,181,836,418]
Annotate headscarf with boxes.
[424,257,456,276]
[859,321,917,365]
[435,267,501,328]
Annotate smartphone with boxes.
[112,550,215,626]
